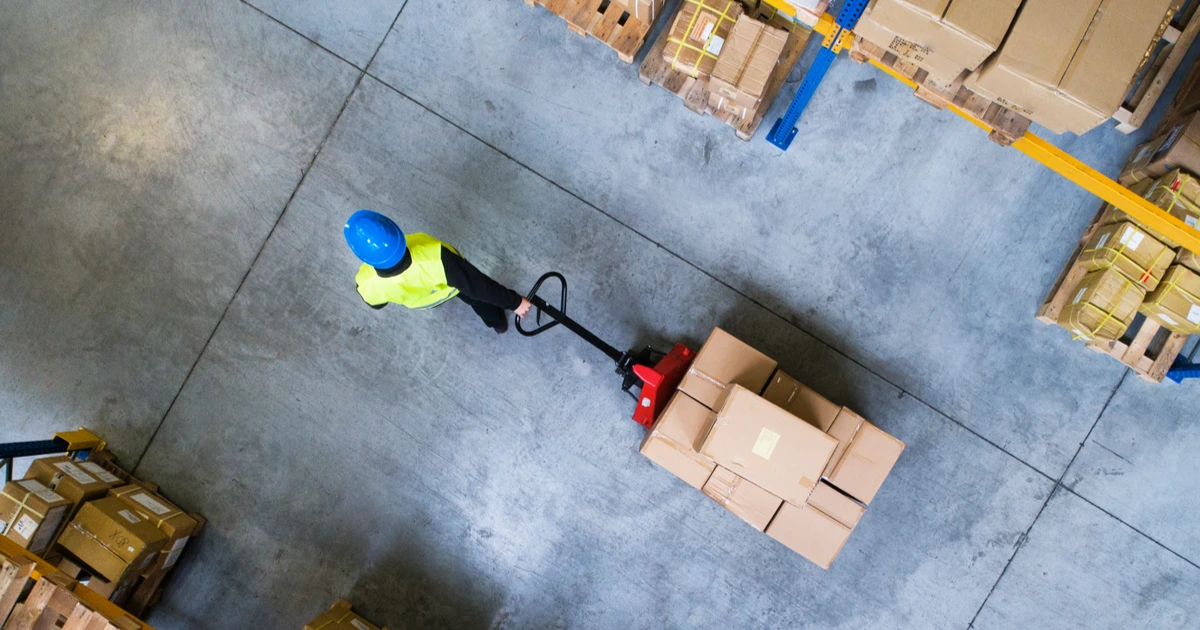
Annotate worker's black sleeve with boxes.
[441,249,523,311]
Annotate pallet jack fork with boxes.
[517,272,695,428]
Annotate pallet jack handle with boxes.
[516,271,625,364]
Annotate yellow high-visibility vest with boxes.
[355,233,461,309]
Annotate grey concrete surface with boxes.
[1,0,1198,628]
[134,78,1054,628]
[972,488,1200,630]
[368,0,1144,477]
[0,0,358,464]
[1065,376,1200,564]
[245,0,405,67]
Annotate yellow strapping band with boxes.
[1,490,47,533]
[1081,227,1172,285]
[668,0,739,77]
[1143,277,1200,333]
[1068,275,1138,341]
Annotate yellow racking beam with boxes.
[866,57,1200,256]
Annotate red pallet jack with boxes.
[516,272,695,428]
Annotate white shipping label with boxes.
[699,23,714,42]
[163,547,185,569]
[0,519,7,534]
[1129,232,1145,250]
[350,620,369,630]
[1187,216,1198,228]
[118,509,141,524]
[171,536,191,551]
[12,515,38,540]
[19,480,64,504]
[1159,313,1178,325]
[131,493,172,516]
[1134,143,1154,163]
[1073,288,1088,304]
[1189,305,1200,324]
[55,462,98,485]
[1097,233,1111,249]
[706,35,725,55]
[79,462,121,484]
[751,428,781,460]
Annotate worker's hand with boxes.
[515,297,533,318]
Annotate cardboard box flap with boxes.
[761,370,841,432]
[678,328,777,409]
[765,502,851,570]
[639,392,717,490]
[702,466,783,531]
[807,481,865,529]
[993,0,1103,88]
[827,422,906,505]
[943,0,1023,50]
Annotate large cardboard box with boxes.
[640,391,718,489]
[765,501,852,569]
[25,457,113,506]
[1120,113,1200,185]
[56,497,168,583]
[678,328,777,410]
[966,0,1177,135]
[702,466,782,531]
[662,0,744,78]
[761,370,841,432]
[110,485,199,574]
[858,0,1021,79]
[1057,268,1146,343]
[305,600,385,630]
[1101,173,1200,250]
[1078,222,1173,292]
[0,480,72,554]
[1141,265,1200,334]
[708,16,788,119]
[822,409,905,505]
[1178,248,1200,275]
[698,385,838,506]
[612,0,666,24]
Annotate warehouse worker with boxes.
[345,210,532,333]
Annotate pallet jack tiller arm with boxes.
[516,272,695,428]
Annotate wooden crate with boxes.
[848,36,1031,147]
[1114,0,1200,134]
[526,0,664,64]
[638,6,812,140]
[1036,204,1190,383]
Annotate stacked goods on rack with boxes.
[752,0,827,28]
[640,328,905,569]
[304,599,389,630]
[1038,125,1200,380]
[639,0,812,139]
[854,0,1193,137]
[524,0,667,63]
[1,536,149,629]
[0,451,204,619]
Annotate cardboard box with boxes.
[807,481,865,529]
[677,327,777,410]
[860,0,1021,77]
[1057,268,1146,343]
[1178,248,1200,275]
[305,600,385,630]
[1120,113,1200,185]
[765,501,852,569]
[853,17,967,81]
[56,497,168,583]
[698,385,838,506]
[662,0,744,78]
[640,391,717,489]
[761,370,840,432]
[822,409,905,505]
[0,480,73,554]
[708,16,788,118]
[1078,222,1173,292]
[25,457,114,506]
[1141,265,1200,334]
[702,466,782,531]
[611,0,666,24]
[1099,177,1181,249]
[110,485,199,574]
[966,0,1177,135]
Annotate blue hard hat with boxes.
[344,210,406,269]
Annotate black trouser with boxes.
[457,293,507,330]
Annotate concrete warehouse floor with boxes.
[2,0,1200,627]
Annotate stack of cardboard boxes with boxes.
[640,328,905,569]
[1054,118,1200,343]
[663,1,791,121]
[304,599,389,630]
[0,454,201,611]
[855,0,1179,135]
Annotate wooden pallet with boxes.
[1036,204,1190,383]
[1114,0,1200,134]
[527,0,664,63]
[848,37,1031,147]
[1,570,142,630]
[637,6,812,140]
